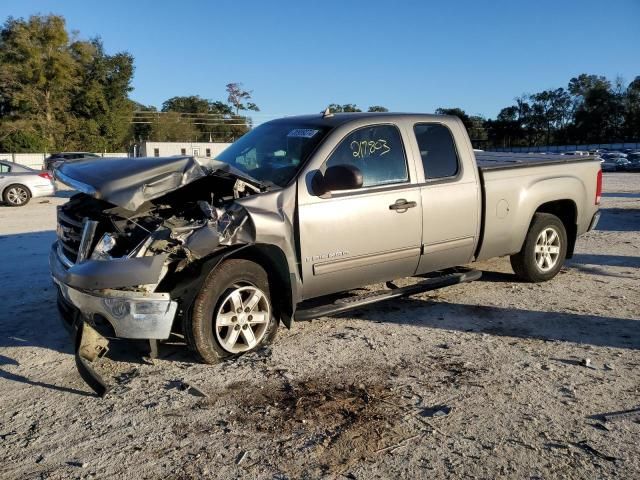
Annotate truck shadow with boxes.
[602,192,640,199]
[0,367,95,397]
[355,298,640,350]
[595,207,640,232]
[566,253,640,279]
[568,253,640,269]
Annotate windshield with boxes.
[215,122,331,187]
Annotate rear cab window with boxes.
[325,124,408,187]
[413,123,460,180]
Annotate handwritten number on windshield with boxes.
[350,139,391,159]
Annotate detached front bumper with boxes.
[50,243,177,340]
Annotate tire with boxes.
[3,184,31,206]
[186,259,279,364]
[510,213,568,283]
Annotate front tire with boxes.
[510,213,567,282]
[187,259,279,364]
[3,184,31,206]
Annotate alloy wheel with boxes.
[214,284,271,353]
[7,187,28,205]
[534,227,561,272]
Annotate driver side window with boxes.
[0,163,11,173]
[325,125,408,187]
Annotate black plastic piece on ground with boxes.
[74,320,110,398]
[295,269,482,321]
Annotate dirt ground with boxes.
[0,173,638,479]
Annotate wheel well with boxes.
[232,244,294,328]
[534,200,577,258]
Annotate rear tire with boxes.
[510,213,567,283]
[3,184,31,206]
[186,259,279,364]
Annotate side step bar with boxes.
[295,268,482,321]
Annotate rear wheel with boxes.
[186,259,279,364]
[3,184,31,206]
[510,213,567,282]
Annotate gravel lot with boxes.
[0,173,638,479]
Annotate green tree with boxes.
[435,108,487,147]
[529,88,572,146]
[0,15,77,151]
[130,102,156,142]
[367,105,389,112]
[0,14,134,152]
[158,94,251,142]
[162,95,210,113]
[572,79,623,143]
[69,39,134,151]
[226,83,259,115]
[623,76,640,140]
[149,111,199,142]
[327,103,362,113]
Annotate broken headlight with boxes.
[91,233,117,261]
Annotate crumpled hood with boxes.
[55,156,262,211]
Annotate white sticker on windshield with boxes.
[287,128,320,138]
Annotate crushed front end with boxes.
[50,159,264,396]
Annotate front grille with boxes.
[57,207,84,264]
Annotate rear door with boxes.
[297,123,423,299]
[410,122,481,273]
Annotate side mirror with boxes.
[314,164,363,195]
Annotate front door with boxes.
[298,124,423,299]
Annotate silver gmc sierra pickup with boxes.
[50,112,602,395]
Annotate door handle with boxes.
[389,199,417,211]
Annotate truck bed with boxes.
[474,151,601,262]
[476,151,597,171]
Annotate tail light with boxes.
[38,172,52,181]
[595,169,602,205]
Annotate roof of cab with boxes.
[266,112,456,128]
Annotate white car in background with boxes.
[0,160,56,206]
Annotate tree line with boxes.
[438,74,640,148]
[0,14,638,153]
[0,15,258,152]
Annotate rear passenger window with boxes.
[325,125,408,187]
[414,124,459,179]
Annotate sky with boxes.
[1,0,639,120]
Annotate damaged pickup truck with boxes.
[51,112,602,395]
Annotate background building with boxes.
[135,142,231,158]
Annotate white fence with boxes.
[489,142,640,154]
[0,152,127,170]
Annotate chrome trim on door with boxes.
[313,246,422,276]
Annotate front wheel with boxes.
[186,259,279,364]
[3,184,31,206]
[510,213,568,282]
